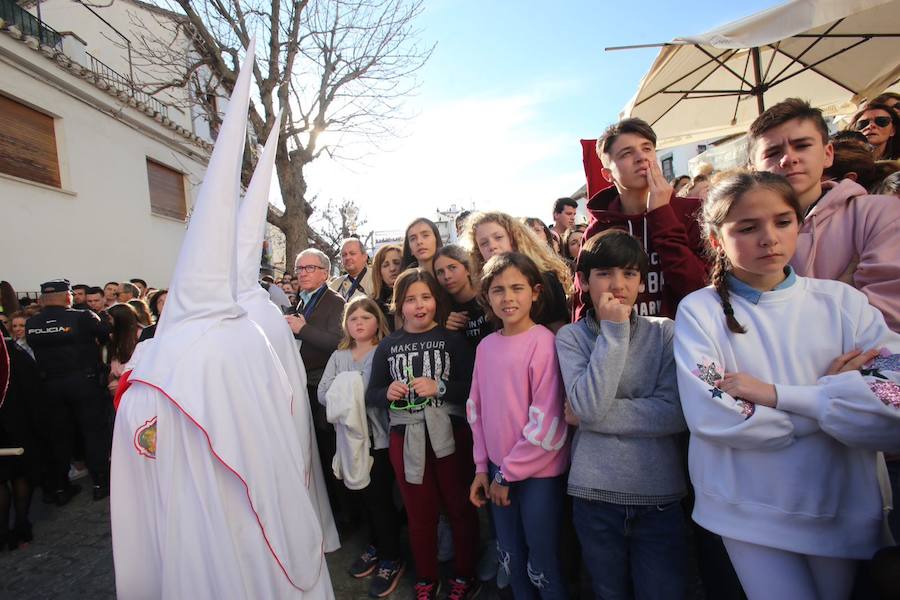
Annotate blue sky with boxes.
[306,0,784,232]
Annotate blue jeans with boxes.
[887,459,900,542]
[488,464,566,599]
[573,497,688,600]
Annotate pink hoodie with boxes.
[466,325,570,482]
[791,178,900,331]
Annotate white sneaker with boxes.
[68,464,88,481]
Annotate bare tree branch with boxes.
[126,0,432,264]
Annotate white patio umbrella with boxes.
[615,0,900,148]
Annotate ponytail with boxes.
[710,251,746,334]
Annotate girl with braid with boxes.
[674,171,900,600]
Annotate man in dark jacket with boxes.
[286,249,345,396]
[25,280,111,503]
[285,249,350,525]
[574,118,709,321]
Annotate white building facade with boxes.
[0,0,212,293]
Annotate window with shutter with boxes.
[0,95,61,188]
[146,159,187,220]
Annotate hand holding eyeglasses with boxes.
[387,380,410,401]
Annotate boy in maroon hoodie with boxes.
[574,118,708,320]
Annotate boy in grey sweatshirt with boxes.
[556,229,689,600]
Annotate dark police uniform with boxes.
[25,280,111,501]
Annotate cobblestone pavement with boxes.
[0,487,508,600]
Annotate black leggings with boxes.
[354,448,403,561]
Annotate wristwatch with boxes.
[437,379,447,398]
[493,469,508,486]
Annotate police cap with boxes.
[41,279,72,294]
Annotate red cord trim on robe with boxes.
[128,377,327,592]
[113,370,133,411]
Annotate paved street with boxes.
[0,487,114,600]
[0,485,508,599]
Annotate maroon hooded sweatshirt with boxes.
[573,185,709,321]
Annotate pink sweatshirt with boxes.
[466,325,570,482]
[791,179,900,331]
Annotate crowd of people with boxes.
[1,93,899,600]
[0,278,166,551]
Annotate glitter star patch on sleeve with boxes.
[692,356,755,419]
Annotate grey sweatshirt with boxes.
[555,313,687,504]
[318,348,390,450]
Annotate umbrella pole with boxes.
[752,46,765,114]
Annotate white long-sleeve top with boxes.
[675,273,900,559]
[324,371,373,490]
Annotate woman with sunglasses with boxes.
[848,102,900,160]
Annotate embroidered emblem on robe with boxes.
[134,417,158,459]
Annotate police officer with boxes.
[25,279,112,504]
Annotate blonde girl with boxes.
[463,211,572,331]
[318,297,405,597]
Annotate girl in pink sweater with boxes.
[467,252,570,599]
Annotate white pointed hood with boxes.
[118,40,332,594]
[236,109,282,304]
[152,48,252,340]
[235,113,340,551]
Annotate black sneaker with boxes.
[10,520,33,550]
[56,483,81,506]
[444,577,481,600]
[368,559,405,597]
[413,580,441,600]
[349,545,379,578]
[92,485,110,501]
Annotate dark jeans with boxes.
[489,464,567,600]
[573,497,688,600]
[41,374,111,489]
[353,448,402,561]
[887,459,899,542]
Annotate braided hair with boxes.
[701,171,803,334]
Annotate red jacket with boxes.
[573,186,709,321]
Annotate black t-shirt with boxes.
[537,271,569,327]
[450,297,494,348]
[366,325,474,409]
[377,287,397,333]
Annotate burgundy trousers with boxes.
[389,424,480,582]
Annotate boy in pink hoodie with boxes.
[748,98,900,332]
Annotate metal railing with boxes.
[86,52,169,118]
[0,0,62,49]
[1,0,170,119]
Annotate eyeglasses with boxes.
[294,265,326,274]
[855,116,892,130]
[389,396,433,413]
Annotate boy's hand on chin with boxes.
[595,293,631,323]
